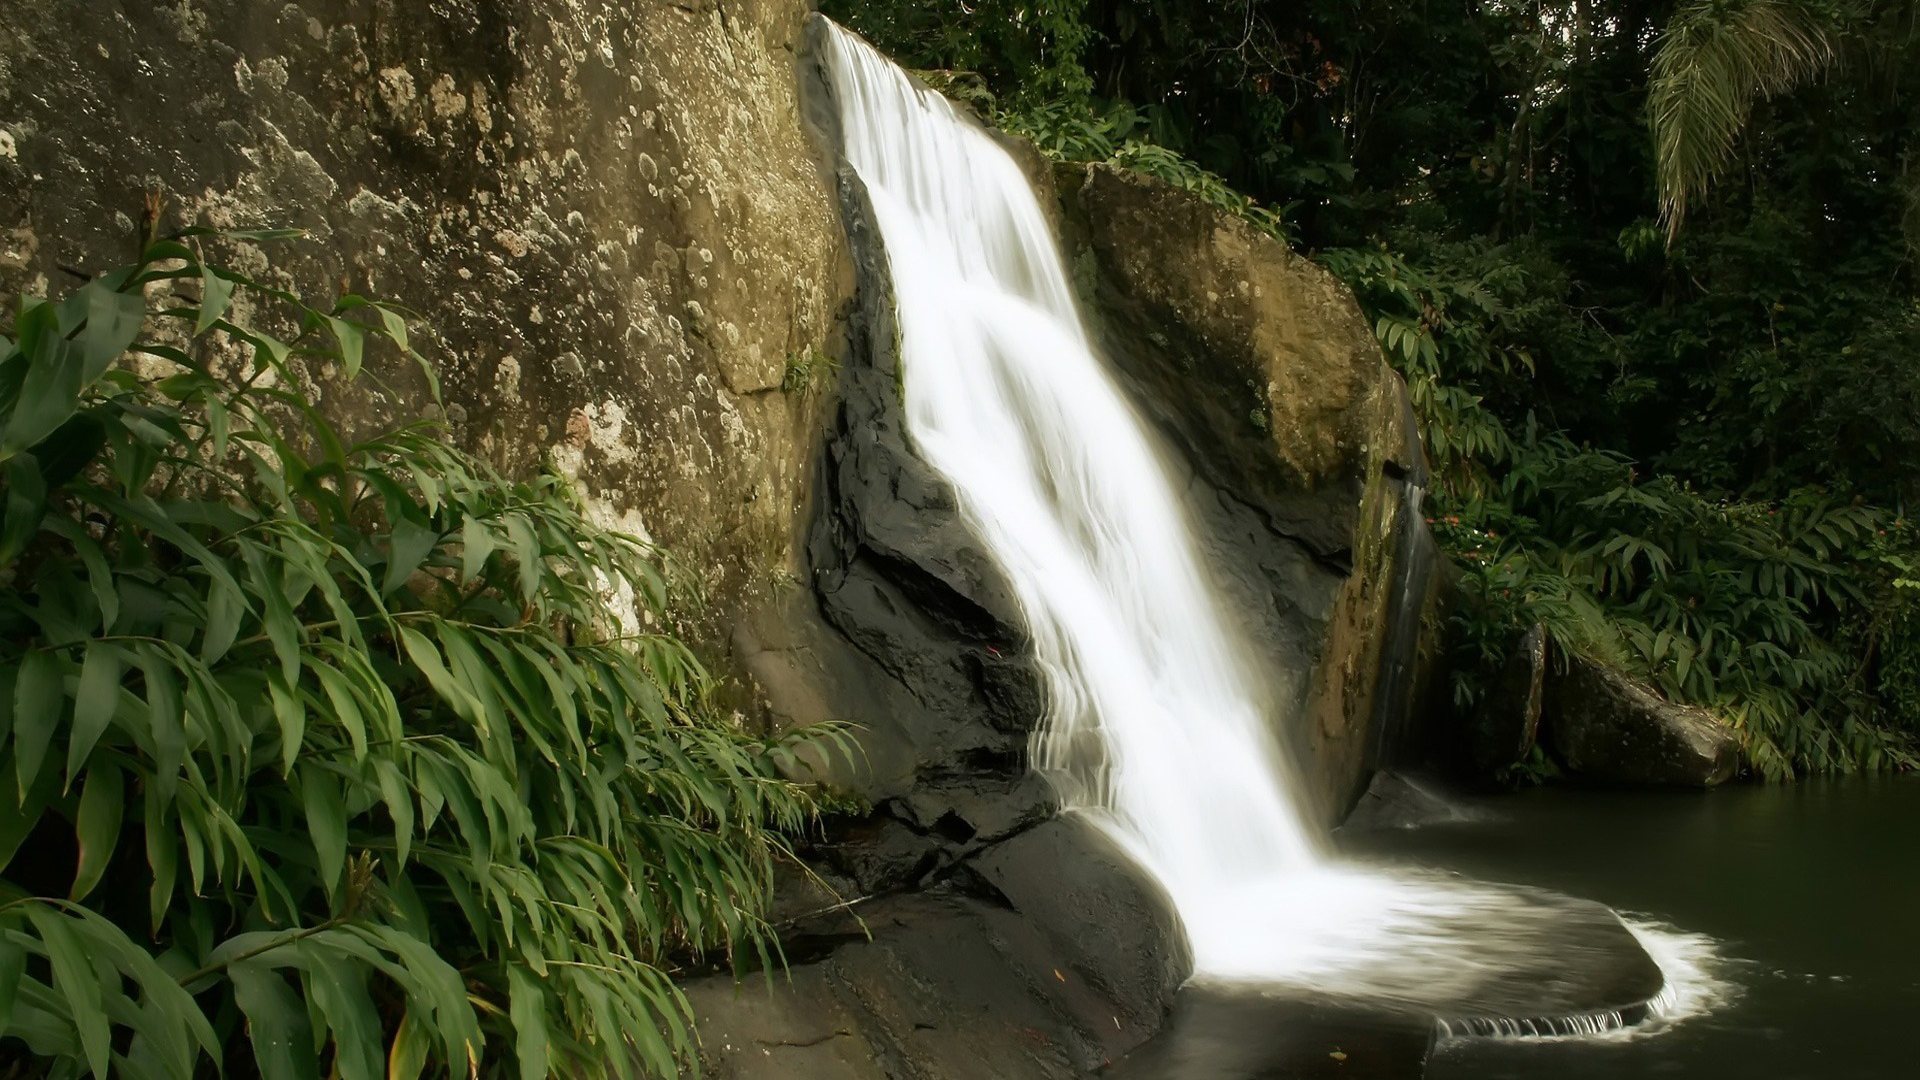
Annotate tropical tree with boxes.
[1648,0,1920,238]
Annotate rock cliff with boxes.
[0,0,847,670]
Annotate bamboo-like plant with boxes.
[0,230,845,1079]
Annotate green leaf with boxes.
[201,574,246,664]
[0,450,48,565]
[230,961,320,1080]
[66,904,219,1077]
[310,661,366,760]
[383,517,440,596]
[374,758,415,868]
[80,285,146,381]
[0,767,45,872]
[144,782,178,933]
[138,647,186,798]
[269,674,308,776]
[397,625,481,727]
[30,412,108,489]
[25,903,112,1080]
[507,514,541,600]
[13,649,66,793]
[70,761,124,900]
[0,935,24,1031]
[385,1013,430,1080]
[507,965,551,1080]
[460,516,496,582]
[327,317,367,379]
[67,642,127,785]
[300,765,347,902]
[375,306,410,353]
[297,940,383,1080]
[41,517,117,631]
[196,265,236,336]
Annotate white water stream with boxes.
[818,21,1723,1023]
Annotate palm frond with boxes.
[1649,0,1839,239]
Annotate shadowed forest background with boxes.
[827,0,1920,780]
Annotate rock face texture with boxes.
[1470,622,1548,774]
[0,0,848,665]
[1545,653,1742,787]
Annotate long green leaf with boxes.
[13,649,65,793]
[230,961,320,1080]
[70,762,124,900]
[300,764,348,902]
[67,642,126,785]
[25,903,112,1080]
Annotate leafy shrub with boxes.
[1325,242,1916,777]
[998,98,1295,241]
[0,232,840,1079]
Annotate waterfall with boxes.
[819,22,1317,979]
[815,21,1724,1019]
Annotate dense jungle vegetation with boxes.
[827,0,1920,780]
[0,234,843,1080]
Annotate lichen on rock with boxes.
[0,0,851,696]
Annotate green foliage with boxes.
[824,1,1097,103]
[997,98,1294,241]
[0,236,841,1079]
[781,346,838,397]
[1649,0,1840,237]
[1324,241,1915,776]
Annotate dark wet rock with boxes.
[1545,653,1742,787]
[795,42,1053,853]
[686,889,1175,1080]
[1339,771,1481,832]
[967,817,1191,1034]
[1470,623,1548,774]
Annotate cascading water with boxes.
[816,20,1725,1022]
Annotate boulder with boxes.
[1338,770,1482,832]
[1469,623,1547,774]
[1544,654,1742,787]
[0,0,851,683]
[686,832,1189,1080]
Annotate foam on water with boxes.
[816,19,1727,1035]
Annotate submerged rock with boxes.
[1544,654,1741,787]
[1339,770,1482,831]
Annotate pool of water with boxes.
[1338,774,1920,1079]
